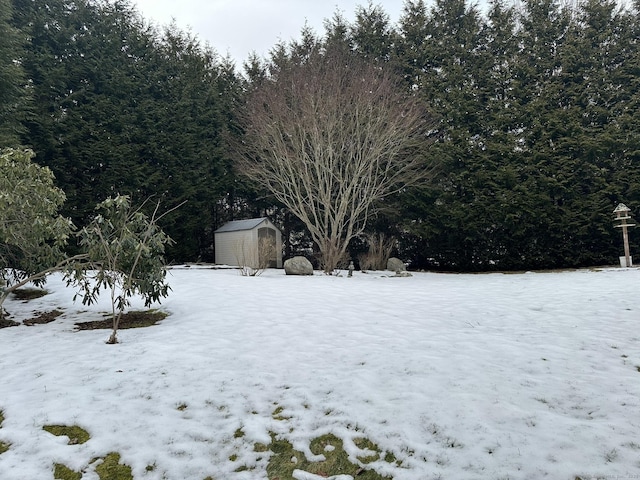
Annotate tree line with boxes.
[2,0,639,271]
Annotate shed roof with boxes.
[214,218,270,233]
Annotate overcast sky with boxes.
[130,0,410,65]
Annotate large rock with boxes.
[387,257,406,272]
[284,256,314,275]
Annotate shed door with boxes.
[258,227,277,268]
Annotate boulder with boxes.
[387,257,406,272]
[284,256,314,275]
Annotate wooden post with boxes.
[613,203,635,267]
[622,222,631,267]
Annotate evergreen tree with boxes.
[394,0,640,270]
[0,0,29,146]
[351,2,395,62]
[323,9,354,53]
[395,0,492,270]
[12,0,242,261]
[12,0,159,218]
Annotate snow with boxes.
[1,266,639,479]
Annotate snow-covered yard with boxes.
[0,266,639,479]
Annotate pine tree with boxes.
[12,0,243,261]
[0,0,29,146]
[395,0,493,270]
[351,2,395,62]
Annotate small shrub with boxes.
[236,236,277,277]
[359,233,395,271]
[67,195,177,344]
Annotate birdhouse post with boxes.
[613,203,635,267]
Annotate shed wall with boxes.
[215,230,254,267]
[214,219,283,269]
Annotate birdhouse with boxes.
[613,203,631,221]
[613,203,635,267]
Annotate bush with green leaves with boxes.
[0,148,75,316]
[67,195,176,344]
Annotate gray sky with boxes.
[131,0,408,64]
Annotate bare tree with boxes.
[238,48,436,272]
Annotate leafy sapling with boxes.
[67,195,181,344]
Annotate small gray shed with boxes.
[214,218,283,269]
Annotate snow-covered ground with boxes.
[1,266,639,479]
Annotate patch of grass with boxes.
[0,318,19,329]
[254,442,270,453]
[176,402,188,411]
[12,288,48,300]
[272,405,289,421]
[228,452,253,474]
[266,432,391,480]
[94,452,133,480]
[353,437,381,463]
[234,428,245,438]
[43,425,90,445]
[53,463,82,480]
[75,310,168,330]
[23,309,63,326]
[383,451,397,464]
[0,411,7,454]
[265,433,304,479]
